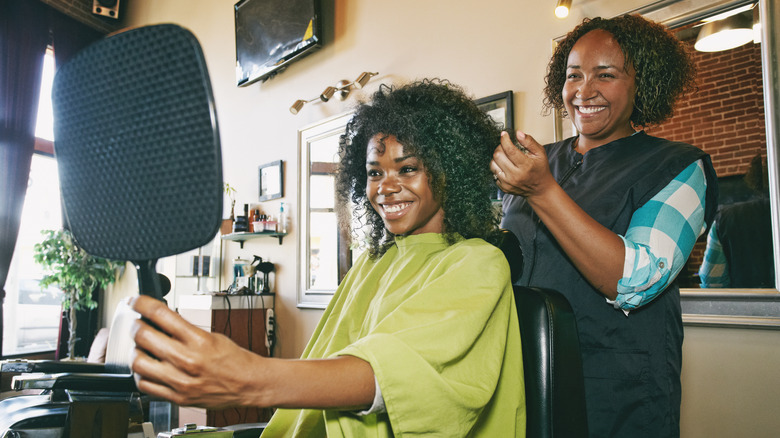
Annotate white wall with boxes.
[118,1,780,436]
[681,325,780,437]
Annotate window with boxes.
[297,115,346,308]
[2,49,64,356]
[35,48,55,142]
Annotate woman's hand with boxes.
[130,295,266,409]
[491,130,556,198]
[130,295,376,410]
[491,130,625,299]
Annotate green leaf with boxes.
[33,229,123,311]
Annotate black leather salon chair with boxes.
[497,229,588,438]
[514,286,588,438]
[0,23,223,437]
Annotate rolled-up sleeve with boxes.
[612,160,707,310]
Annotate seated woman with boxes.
[130,79,525,437]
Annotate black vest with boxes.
[502,132,718,438]
[716,197,774,288]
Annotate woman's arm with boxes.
[492,130,625,299]
[698,220,730,288]
[130,295,375,410]
[615,160,708,309]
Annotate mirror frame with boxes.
[634,0,780,328]
[296,112,353,309]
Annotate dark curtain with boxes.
[49,7,103,73]
[0,0,103,358]
[48,5,103,361]
[0,0,49,357]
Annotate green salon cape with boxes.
[263,233,525,437]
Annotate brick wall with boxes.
[645,39,766,287]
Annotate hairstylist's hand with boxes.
[491,130,555,198]
[130,295,265,409]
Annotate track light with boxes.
[290,99,306,115]
[354,72,374,89]
[555,0,571,19]
[320,86,337,102]
[289,72,378,115]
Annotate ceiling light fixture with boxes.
[694,11,754,52]
[555,0,572,19]
[753,4,762,44]
[289,72,379,115]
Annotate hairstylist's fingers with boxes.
[493,132,525,173]
[131,295,201,343]
[490,158,503,177]
[131,316,191,364]
[132,349,190,404]
[515,130,545,157]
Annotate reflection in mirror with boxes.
[637,1,776,289]
[698,155,773,288]
[297,113,354,308]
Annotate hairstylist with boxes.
[492,15,718,438]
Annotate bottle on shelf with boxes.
[250,209,261,232]
[278,202,288,233]
[233,203,250,233]
[265,215,277,232]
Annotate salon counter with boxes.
[176,293,275,428]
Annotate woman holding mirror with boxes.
[493,14,718,437]
[131,79,524,436]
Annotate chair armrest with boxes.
[1,360,108,374]
[12,373,137,392]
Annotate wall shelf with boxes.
[221,231,287,247]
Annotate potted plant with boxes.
[222,182,237,234]
[33,229,124,360]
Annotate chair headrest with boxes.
[497,229,523,283]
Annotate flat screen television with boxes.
[234,0,322,87]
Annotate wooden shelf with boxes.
[221,231,287,247]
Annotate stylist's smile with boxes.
[577,105,605,114]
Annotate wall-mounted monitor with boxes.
[234,0,322,87]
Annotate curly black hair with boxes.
[336,79,502,258]
[543,14,696,127]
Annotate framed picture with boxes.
[475,91,514,134]
[476,91,514,201]
[258,160,283,201]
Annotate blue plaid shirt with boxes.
[611,160,708,310]
[698,221,729,287]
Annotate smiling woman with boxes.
[365,134,445,237]
[496,13,718,437]
[131,79,526,436]
[561,29,638,152]
[337,79,503,258]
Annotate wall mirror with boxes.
[297,112,355,308]
[562,0,780,326]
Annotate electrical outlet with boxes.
[265,309,275,350]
